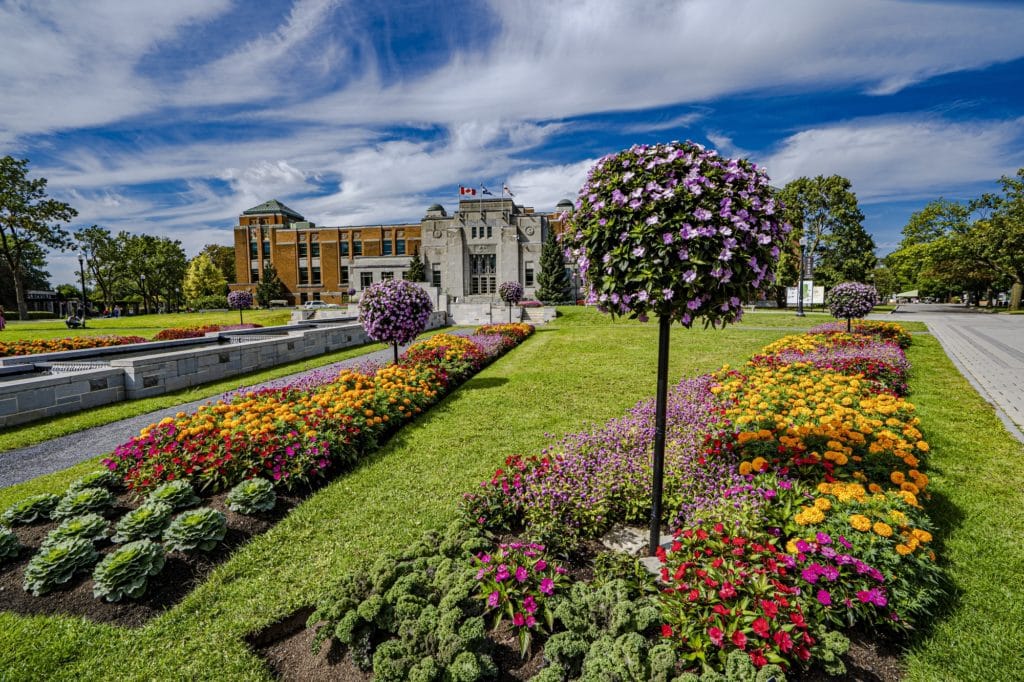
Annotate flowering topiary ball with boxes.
[358,279,434,346]
[227,291,253,310]
[563,141,790,327]
[498,281,524,305]
[826,282,879,321]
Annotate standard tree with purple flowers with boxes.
[564,140,790,553]
[826,281,879,332]
[498,280,524,323]
[358,279,434,363]
[227,290,253,325]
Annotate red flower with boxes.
[718,582,737,600]
[760,599,779,619]
[708,627,725,647]
[749,650,768,668]
[773,630,794,652]
[790,611,806,628]
[731,630,748,649]
[751,617,770,638]
[661,624,674,638]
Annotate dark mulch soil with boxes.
[0,488,300,627]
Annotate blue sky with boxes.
[3,0,1023,287]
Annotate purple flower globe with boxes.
[358,280,434,360]
[227,291,253,310]
[563,140,790,327]
[826,282,879,330]
[498,281,524,305]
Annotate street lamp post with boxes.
[77,252,88,327]
[796,236,807,317]
[140,274,147,315]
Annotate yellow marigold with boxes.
[786,539,799,553]
[813,497,832,511]
[900,482,920,495]
[912,529,933,543]
[868,483,883,494]
[890,471,906,485]
[895,544,912,556]
[873,522,894,538]
[738,461,753,476]
[751,456,769,472]
[916,440,930,452]
[795,507,825,525]
[849,514,872,532]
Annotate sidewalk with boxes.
[0,336,452,489]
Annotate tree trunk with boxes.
[12,269,28,319]
[774,285,787,309]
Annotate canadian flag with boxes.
[459,185,477,196]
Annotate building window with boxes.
[525,262,535,287]
[311,241,320,257]
[300,292,307,304]
[486,225,492,238]
[311,265,321,284]
[353,239,362,256]
[313,292,321,302]
[471,225,477,239]
[298,242,308,258]
[298,268,309,285]
[432,268,441,287]
[382,240,392,256]
[340,266,349,286]
[340,240,349,257]
[381,271,394,280]
[250,268,260,283]
[249,240,258,258]
[360,272,373,288]
[262,241,271,258]
[396,238,406,255]
[470,254,496,295]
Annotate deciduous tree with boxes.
[183,253,227,304]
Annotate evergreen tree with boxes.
[535,231,570,302]
[255,263,285,307]
[406,249,425,282]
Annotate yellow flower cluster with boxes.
[802,483,934,556]
[757,332,876,357]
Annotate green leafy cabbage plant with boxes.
[225,478,277,514]
[1,526,21,562]
[23,538,99,596]
[112,501,173,543]
[42,513,111,548]
[146,480,200,510]
[92,539,166,602]
[2,493,60,525]
[52,488,116,520]
[67,469,120,494]
[163,508,226,552]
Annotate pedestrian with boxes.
[0,306,6,331]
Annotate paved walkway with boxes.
[871,304,1024,443]
[0,336,452,489]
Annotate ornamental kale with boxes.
[563,140,790,327]
[146,480,200,510]
[1,526,21,562]
[23,538,99,596]
[225,478,277,514]
[163,507,227,553]
[51,488,116,520]
[42,513,111,547]
[112,501,174,543]
[92,539,166,602]
[2,493,60,525]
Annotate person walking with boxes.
[0,306,6,331]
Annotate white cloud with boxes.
[505,159,597,211]
[758,116,1024,201]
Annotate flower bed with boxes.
[808,321,912,349]
[307,320,945,679]
[0,335,147,358]
[152,323,262,341]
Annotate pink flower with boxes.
[534,559,547,571]
[816,589,832,606]
[540,578,555,595]
[708,627,725,647]
[731,630,748,649]
[487,591,500,608]
[523,595,537,614]
[495,564,510,582]
[512,612,526,627]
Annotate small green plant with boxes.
[1,526,21,562]
[2,493,60,525]
[52,488,116,520]
[92,539,166,602]
[225,478,277,514]
[67,470,120,494]
[23,538,99,596]
[163,508,227,552]
[112,501,174,543]
[42,513,111,547]
[146,480,200,510]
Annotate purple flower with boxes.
[523,595,538,613]
[817,589,832,606]
[495,564,510,582]
[487,591,500,607]
[515,566,528,582]
[540,578,555,595]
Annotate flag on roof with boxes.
[503,184,515,197]
[459,186,476,196]
[480,184,493,196]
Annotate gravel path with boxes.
[0,335,454,489]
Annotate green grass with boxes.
[0,308,1016,680]
[0,309,295,342]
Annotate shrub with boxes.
[1,526,21,562]
[227,290,253,310]
[23,538,99,596]
[52,488,116,520]
[163,508,227,553]
[67,470,120,494]
[225,478,277,514]
[92,539,166,602]
[2,493,60,525]
[112,501,174,543]
[42,513,111,547]
[193,294,229,310]
[146,480,200,510]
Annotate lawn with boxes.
[0,307,1015,680]
[0,309,295,342]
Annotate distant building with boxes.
[231,197,565,305]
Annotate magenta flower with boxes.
[523,595,538,614]
[817,589,832,606]
[495,564,510,582]
[515,566,528,583]
[540,578,554,595]
[512,612,526,627]
[488,591,500,608]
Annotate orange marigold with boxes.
[873,521,894,538]
[849,514,872,532]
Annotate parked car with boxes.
[301,301,341,309]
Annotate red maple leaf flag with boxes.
[459,185,477,196]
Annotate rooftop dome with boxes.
[556,199,574,208]
[427,203,444,212]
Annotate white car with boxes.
[301,301,340,309]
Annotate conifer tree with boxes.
[535,231,570,302]
[255,263,285,307]
[406,248,426,282]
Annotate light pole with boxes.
[796,236,807,317]
[140,273,147,315]
[77,252,88,327]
